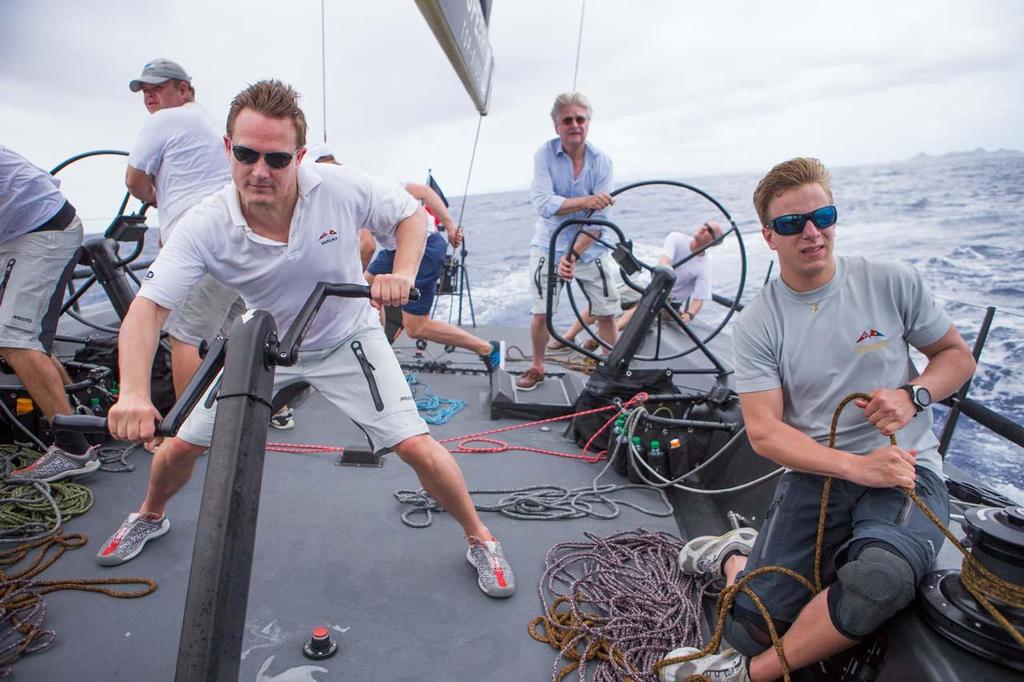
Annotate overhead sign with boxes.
[416,0,495,115]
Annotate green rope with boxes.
[0,446,94,542]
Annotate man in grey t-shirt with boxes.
[662,158,976,682]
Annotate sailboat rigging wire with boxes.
[455,113,484,251]
[572,0,587,90]
[320,0,327,143]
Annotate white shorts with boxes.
[164,274,246,347]
[176,325,428,451]
[528,247,621,316]
[0,218,82,353]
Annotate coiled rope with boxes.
[655,392,1024,681]
[0,533,157,677]
[394,394,677,527]
[405,372,467,425]
[0,446,93,543]
[528,528,708,682]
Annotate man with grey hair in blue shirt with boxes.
[520,92,619,391]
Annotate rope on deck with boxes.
[0,446,93,543]
[529,528,709,682]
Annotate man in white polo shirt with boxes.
[98,80,515,599]
[126,58,244,398]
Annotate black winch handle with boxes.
[276,282,420,366]
[50,414,109,434]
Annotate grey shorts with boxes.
[0,217,83,353]
[164,274,246,347]
[725,467,948,652]
[176,325,428,450]
[528,247,620,316]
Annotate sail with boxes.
[415,0,495,115]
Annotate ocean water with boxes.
[436,150,1024,502]
[74,150,1024,501]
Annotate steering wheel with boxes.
[544,179,747,364]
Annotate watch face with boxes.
[915,386,932,407]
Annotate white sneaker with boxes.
[678,527,757,578]
[659,646,748,682]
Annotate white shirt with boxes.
[662,231,712,302]
[127,102,230,241]
[0,146,67,243]
[139,162,419,350]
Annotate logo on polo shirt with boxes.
[145,270,155,280]
[854,328,889,354]
[318,228,338,245]
[856,329,884,344]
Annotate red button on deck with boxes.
[303,626,338,660]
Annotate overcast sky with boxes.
[3,0,1022,221]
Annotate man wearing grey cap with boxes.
[125,58,244,400]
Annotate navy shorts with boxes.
[367,231,447,316]
[724,467,948,653]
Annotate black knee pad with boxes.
[724,606,785,658]
[828,545,916,639]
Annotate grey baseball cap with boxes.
[129,58,191,92]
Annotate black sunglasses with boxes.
[769,205,838,236]
[560,114,588,126]
[231,144,297,170]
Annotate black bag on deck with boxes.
[74,334,176,416]
[569,366,678,451]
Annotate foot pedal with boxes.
[336,447,387,467]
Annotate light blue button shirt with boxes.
[529,138,613,262]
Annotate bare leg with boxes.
[721,555,858,682]
[50,355,73,384]
[392,433,490,540]
[170,337,202,398]
[595,314,619,347]
[403,312,490,355]
[529,313,549,374]
[724,553,747,585]
[748,589,857,682]
[615,305,637,332]
[139,437,207,517]
[0,347,73,419]
[559,307,595,345]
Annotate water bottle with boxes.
[649,439,665,477]
[625,436,644,483]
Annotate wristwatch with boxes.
[899,384,932,412]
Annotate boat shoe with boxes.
[9,444,101,483]
[659,646,749,682]
[514,367,545,391]
[96,512,170,566]
[678,527,758,579]
[466,536,515,598]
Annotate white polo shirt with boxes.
[139,162,419,350]
[127,102,231,240]
[662,231,712,302]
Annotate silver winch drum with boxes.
[919,505,1024,671]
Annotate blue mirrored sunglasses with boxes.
[769,205,838,236]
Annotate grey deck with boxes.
[18,325,685,682]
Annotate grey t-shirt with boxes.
[732,255,953,475]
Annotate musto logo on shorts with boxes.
[854,328,889,354]
[319,228,338,245]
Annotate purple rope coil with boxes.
[537,528,709,681]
